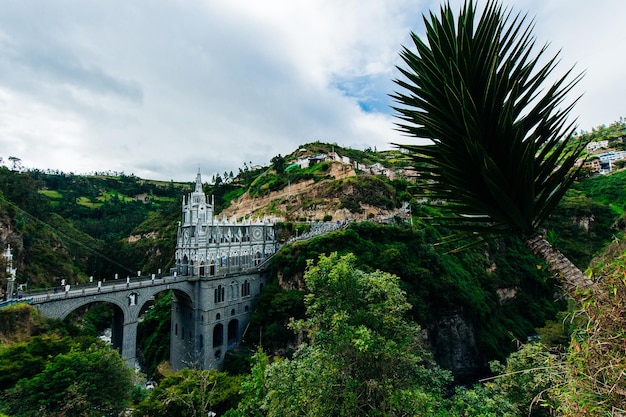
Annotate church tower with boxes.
[170,170,277,370]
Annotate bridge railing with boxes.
[25,274,183,304]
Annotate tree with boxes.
[8,157,22,171]
[488,343,563,416]
[0,335,78,391]
[391,0,596,298]
[135,368,242,417]
[270,154,286,175]
[239,252,451,416]
[1,344,133,417]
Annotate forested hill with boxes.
[0,126,625,290]
[0,121,625,415]
[0,170,186,288]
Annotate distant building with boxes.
[368,162,388,176]
[583,151,626,174]
[598,151,626,174]
[3,245,16,300]
[586,140,609,152]
[296,153,328,169]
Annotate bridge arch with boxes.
[39,294,128,321]
[31,277,196,368]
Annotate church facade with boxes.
[174,171,277,277]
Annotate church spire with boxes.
[194,167,202,193]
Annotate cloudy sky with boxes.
[1,0,624,182]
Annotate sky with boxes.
[0,0,624,182]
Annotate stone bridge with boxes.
[4,169,349,371]
[28,270,267,370]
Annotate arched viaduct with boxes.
[29,271,266,370]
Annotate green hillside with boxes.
[0,121,624,414]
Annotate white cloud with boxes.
[0,0,623,181]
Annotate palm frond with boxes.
[391,0,587,244]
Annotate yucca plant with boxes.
[392,0,597,298]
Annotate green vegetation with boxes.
[254,222,563,366]
[574,169,626,216]
[135,368,243,416]
[0,305,134,416]
[137,291,173,376]
[576,117,626,146]
[0,79,624,415]
[543,190,616,267]
[2,344,134,417]
[559,239,626,415]
[0,144,624,415]
[0,166,187,286]
[234,253,452,416]
[248,161,331,198]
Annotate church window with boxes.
[242,280,251,297]
[214,285,225,303]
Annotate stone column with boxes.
[122,319,138,369]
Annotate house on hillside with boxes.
[292,147,414,180]
[598,151,626,173]
[586,140,609,152]
[583,150,626,174]
[368,162,388,176]
[296,153,328,168]
[328,151,351,164]
[583,157,601,173]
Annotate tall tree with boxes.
[391,0,596,297]
[238,253,451,416]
